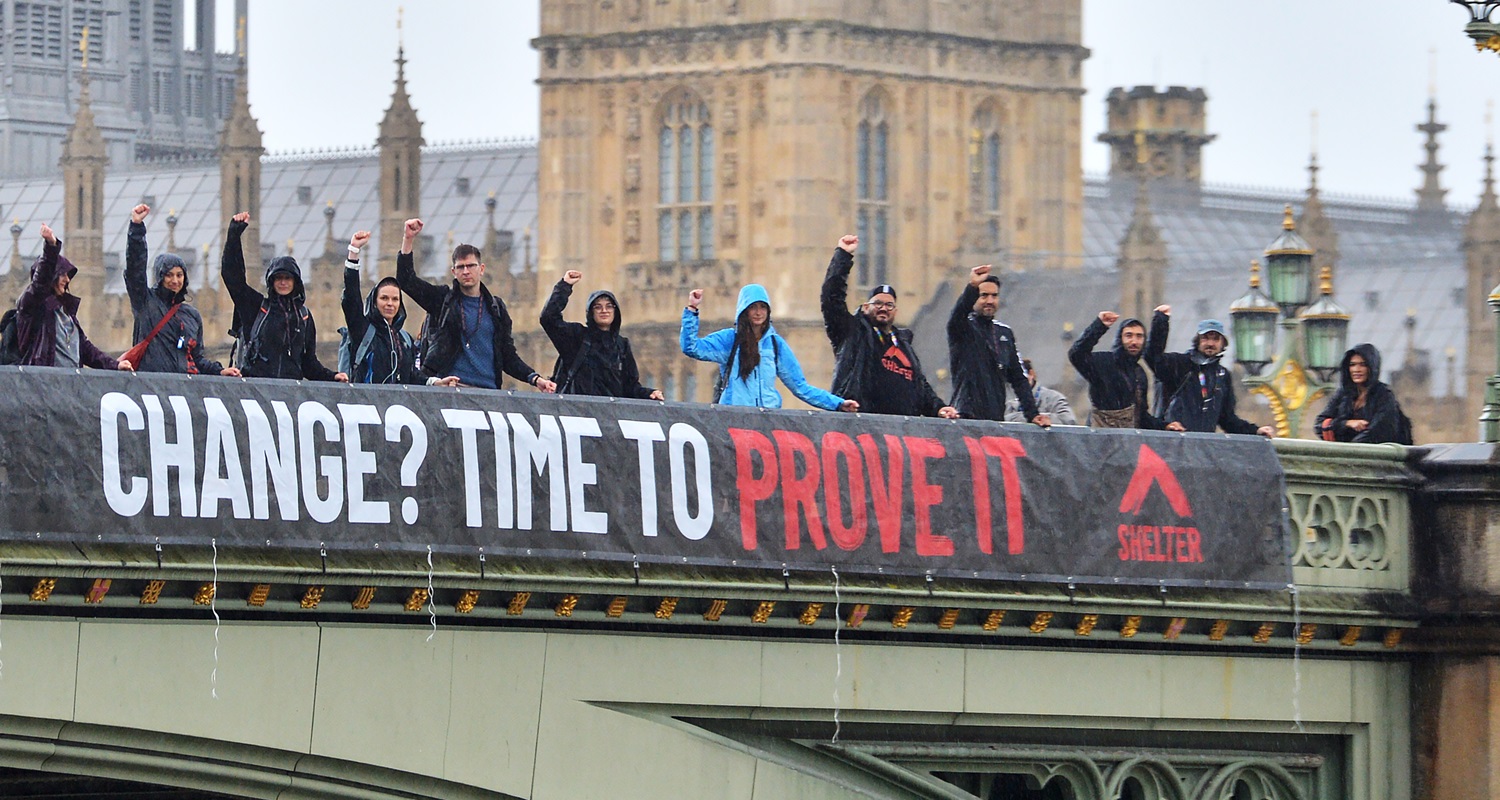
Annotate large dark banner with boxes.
[0,368,1292,588]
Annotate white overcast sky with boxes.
[244,0,1498,205]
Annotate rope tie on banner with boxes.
[426,546,437,642]
[211,538,221,700]
[831,565,842,744]
[1289,582,1302,733]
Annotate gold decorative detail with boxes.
[1074,614,1098,636]
[606,596,628,617]
[247,584,270,607]
[300,586,325,609]
[750,600,776,624]
[937,608,960,630]
[1296,623,1317,645]
[1249,260,1262,289]
[1340,626,1362,647]
[351,586,376,610]
[846,603,869,628]
[1317,265,1334,296]
[1120,615,1142,638]
[1028,611,1053,634]
[1252,622,1275,644]
[139,580,165,605]
[891,606,915,629]
[703,599,727,622]
[798,603,823,625]
[404,588,429,612]
[1282,203,1295,230]
[507,592,531,616]
[1383,629,1404,649]
[1209,619,1229,641]
[655,597,678,619]
[84,578,112,604]
[30,578,56,602]
[454,590,480,613]
[982,609,1006,631]
[1163,617,1187,640]
[1479,34,1500,54]
[1249,359,1331,439]
[555,594,580,617]
[193,583,217,606]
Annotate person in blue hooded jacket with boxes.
[681,284,858,412]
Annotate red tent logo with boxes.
[1117,444,1193,517]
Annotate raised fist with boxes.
[968,264,992,285]
[232,212,250,224]
[404,218,424,238]
[39,223,55,244]
[687,288,704,310]
[1154,304,1171,315]
[838,234,858,253]
[349,230,372,250]
[1099,311,1120,326]
[563,270,583,285]
[131,204,151,224]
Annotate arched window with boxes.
[658,92,714,262]
[856,90,891,286]
[969,101,1002,251]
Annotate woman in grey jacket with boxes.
[124,204,239,377]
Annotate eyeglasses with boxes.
[866,301,896,310]
[452,262,481,273]
[592,302,617,311]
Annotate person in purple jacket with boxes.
[14,222,132,372]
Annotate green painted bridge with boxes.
[0,434,1492,800]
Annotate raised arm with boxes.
[341,230,371,342]
[540,272,583,357]
[1068,313,1113,379]
[24,224,62,301]
[124,205,151,311]
[821,236,859,350]
[1145,306,1189,390]
[393,218,446,314]
[219,213,262,314]
[679,289,734,363]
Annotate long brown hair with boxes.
[734,307,768,381]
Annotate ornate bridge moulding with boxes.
[0,715,520,800]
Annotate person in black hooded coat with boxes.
[1314,343,1412,444]
[125,204,237,376]
[220,212,345,382]
[1067,309,1161,429]
[541,270,662,400]
[1146,306,1272,437]
[340,229,456,386]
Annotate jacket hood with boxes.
[33,253,78,283]
[364,276,408,331]
[735,284,772,320]
[263,256,305,301]
[586,289,621,334]
[1112,317,1145,362]
[1340,342,1382,388]
[152,252,189,300]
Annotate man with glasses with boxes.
[947,264,1049,427]
[820,234,956,418]
[395,218,556,392]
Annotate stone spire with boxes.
[1414,99,1451,226]
[1465,141,1500,421]
[1116,179,1168,323]
[1297,151,1340,270]
[59,26,108,278]
[219,17,264,273]
[378,20,424,268]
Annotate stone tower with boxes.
[219,50,264,272]
[1297,153,1340,271]
[377,45,424,268]
[1116,180,1167,324]
[1465,145,1500,434]
[1098,86,1215,197]
[533,0,1087,402]
[1414,99,1451,228]
[59,55,108,278]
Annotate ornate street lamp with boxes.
[1300,266,1351,381]
[1482,282,1500,441]
[1263,205,1314,313]
[1450,1,1500,54]
[1235,210,1350,439]
[1229,261,1278,376]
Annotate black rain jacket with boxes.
[947,283,1038,422]
[541,281,655,399]
[342,263,421,385]
[221,219,336,381]
[1313,343,1412,444]
[1067,316,1162,429]
[125,220,224,375]
[1146,311,1259,435]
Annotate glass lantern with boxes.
[1230,261,1279,375]
[1300,266,1350,379]
[1263,206,1314,313]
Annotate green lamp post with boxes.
[1230,207,1350,438]
[1482,281,1500,441]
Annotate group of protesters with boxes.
[8,209,1409,444]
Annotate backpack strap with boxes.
[351,324,380,372]
[557,335,594,394]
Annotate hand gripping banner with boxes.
[0,368,1293,588]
